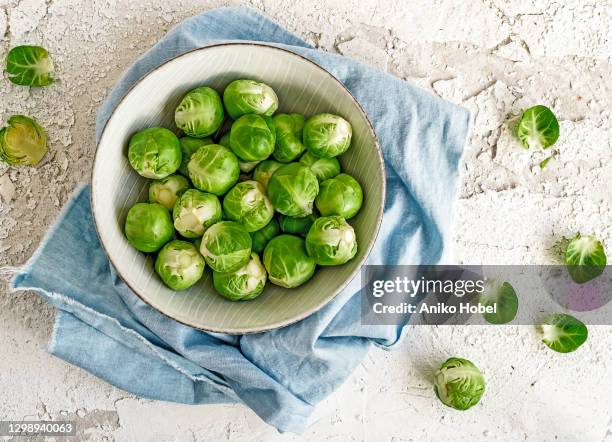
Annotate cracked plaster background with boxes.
[0,0,611,440]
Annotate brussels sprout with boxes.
[128,127,182,179]
[299,151,341,182]
[155,240,205,290]
[250,219,280,254]
[263,234,316,288]
[272,113,306,163]
[0,115,47,166]
[517,105,559,150]
[223,79,279,120]
[199,221,252,273]
[229,114,276,162]
[303,113,352,158]
[252,159,282,190]
[279,213,316,237]
[565,233,607,284]
[175,86,224,138]
[434,358,485,411]
[478,280,518,324]
[124,203,174,252]
[218,133,231,148]
[148,174,190,210]
[305,216,357,266]
[239,159,261,173]
[178,136,212,176]
[267,163,319,217]
[173,189,223,238]
[187,144,239,195]
[6,45,54,87]
[315,173,363,219]
[537,313,588,353]
[223,180,274,232]
[213,253,267,301]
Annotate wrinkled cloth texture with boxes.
[11,7,469,434]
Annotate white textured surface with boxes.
[0,0,611,440]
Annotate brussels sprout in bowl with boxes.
[92,42,385,334]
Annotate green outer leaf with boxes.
[537,313,588,353]
[479,280,519,324]
[0,115,48,166]
[565,233,607,284]
[517,105,559,150]
[6,45,54,87]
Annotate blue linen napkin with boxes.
[11,6,469,433]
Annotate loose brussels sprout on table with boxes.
[229,114,276,161]
[223,79,278,119]
[537,313,588,353]
[223,180,274,232]
[128,127,182,179]
[434,358,485,410]
[0,115,48,166]
[148,174,190,210]
[315,173,363,219]
[175,86,224,138]
[187,144,240,195]
[279,213,316,237]
[299,151,341,182]
[155,240,205,290]
[178,136,212,176]
[303,113,352,158]
[252,159,283,190]
[173,189,223,238]
[305,216,357,266]
[250,219,280,254]
[263,234,316,288]
[517,105,559,150]
[5,45,54,87]
[124,203,174,253]
[273,113,305,163]
[213,253,267,301]
[199,221,252,273]
[267,163,319,217]
[564,233,607,284]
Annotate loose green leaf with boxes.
[479,280,518,324]
[434,357,485,410]
[517,105,559,150]
[539,156,552,169]
[565,233,607,284]
[6,45,54,87]
[537,313,588,353]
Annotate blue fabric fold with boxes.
[12,6,469,433]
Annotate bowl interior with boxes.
[92,43,384,334]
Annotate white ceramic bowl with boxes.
[92,42,385,334]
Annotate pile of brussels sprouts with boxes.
[123,79,364,301]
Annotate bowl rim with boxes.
[91,41,386,334]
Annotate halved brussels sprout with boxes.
[148,175,190,211]
[303,113,352,158]
[6,45,54,87]
[229,114,276,161]
[213,253,267,301]
[250,219,280,254]
[252,159,282,190]
[155,240,205,290]
[199,221,252,273]
[173,189,223,238]
[0,115,47,166]
[315,173,363,219]
[434,358,485,410]
[124,203,174,252]
[267,163,319,217]
[263,234,316,288]
[279,213,316,237]
[223,79,279,120]
[305,216,357,265]
[128,127,182,179]
[175,86,224,138]
[178,136,212,176]
[272,113,305,163]
[299,151,341,182]
[187,144,240,195]
[223,180,274,232]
